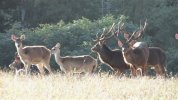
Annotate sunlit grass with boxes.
[0,71,177,100]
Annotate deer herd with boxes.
[9,20,168,78]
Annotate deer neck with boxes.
[97,45,112,63]
[54,49,63,65]
[122,48,135,65]
[15,44,27,59]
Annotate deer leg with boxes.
[142,66,147,76]
[131,66,137,77]
[155,65,166,77]
[25,64,31,75]
[15,69,19,76]
[136,68,142,77]
[158,65,166,77]
[43,62,52,74]
[37,64,45,75]
[16,69,25,75]
[154,65,161,76]
[115,70,122,77]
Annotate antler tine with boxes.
[107,23,115,34]
[127,31,137,43]
[100,28,106,38]
[109,20,129,47]
[105,23,115,37]
[100,23,115,41]
[139,19,148,32]
[103,23,115,37]
[135,19,148,39]
[93,32,100,42]
[140,20,142,29]
[115,21,125,36]
[127,19,148,43]
[93,22,115,42]
[142,19,148,31]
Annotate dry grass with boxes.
[0,71,178,100]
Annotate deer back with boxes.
[58,55,97,73]
[21,46,51,63]
[123,42,149,67]
[147,47,166,66]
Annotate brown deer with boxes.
[11,34,52,75]
[91,24,130,76]
[9,52,25,75]
[51,43,97,74]
[9,52,41,75]
[116,20,149,76]
[115,21,167,76]
[147,47,166,76]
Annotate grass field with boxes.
[0,71,178,100]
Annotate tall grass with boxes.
[0,71,177,100]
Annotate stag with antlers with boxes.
[115,20,149,76]
[114,20,167,77]
[91,24,130,76]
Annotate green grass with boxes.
[0,71,177,100]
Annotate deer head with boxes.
[51,43,61,54]
[116,20,148,53]
[11,34,25,48]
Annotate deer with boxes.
[115,20,167,77]
[9,52,41,75]
[11,34,52,75]
[91,24,130,76]
[51,43,97,74]
[115,20,149,76]
[9,52,25,75]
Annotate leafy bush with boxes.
[1,14,178,74]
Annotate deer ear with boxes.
[124,32,130,40]
[56,43,61,48]
[11,34,17,41]
[117,40,123,47]
[20,35,25,40]
[134,31,142,39]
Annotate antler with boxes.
[99,23,115,41]
[93,32,100,42]
[112,21,126,47]
[127,19,148,43]
[115,21,125,36]
[93,23,115,43]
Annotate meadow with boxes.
[0,71,177,100]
